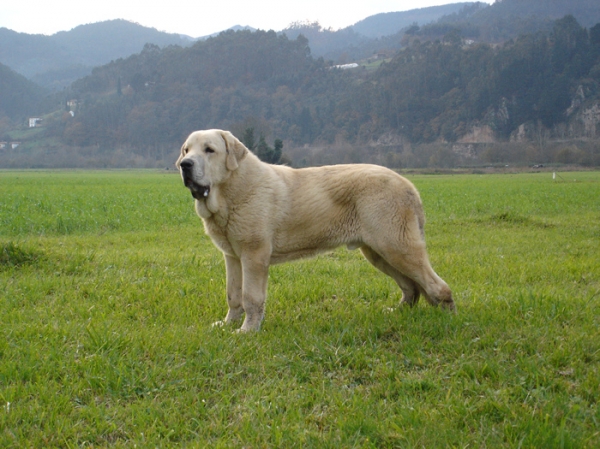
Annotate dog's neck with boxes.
[195,187,224,216]
[194,152,265,227]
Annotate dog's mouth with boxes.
[184,178,210,200]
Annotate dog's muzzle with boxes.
[180,159,210,200]
[185,179,210,200]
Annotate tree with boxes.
[130,73,145,93]
[298,107,314,143]
[255,135,283,164]
[273,139,283,163]
[242,128,257,151]
[406,24,420,35]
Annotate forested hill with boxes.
[282,0,600,65]
[487,0,600,27]
[54,31,320,149]
[3,0,598,91]
[369,16,600,142]
[40,17,600,158]
[2,2,600,169]
[0,4,478,89]
[351,2,476,38]
[279,3,476,61]
[417,0,600,42]
[0,20,192,89]
[0,62,47,122]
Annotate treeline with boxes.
[0,62,48,124]
[283,1,600,64]
[359,15,600,143]
[46,30,349,152]
[30,15,600,168]
[417,0,600,42]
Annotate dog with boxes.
[177,129,454,331]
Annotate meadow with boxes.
[0,169,598,448]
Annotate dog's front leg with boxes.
[239,252,270,332]
[220,254,244,325]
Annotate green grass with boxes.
[6,126,46,141]
[1,170,599,447]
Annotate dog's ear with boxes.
[220,130,248,171]
[175,142,187,168]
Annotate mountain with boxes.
[0,62,47,122]
[417,0,600,41]
[52,17,600,147]
[282,0,600,63]
[281,3,481,60]
[350,2,479,38]
[2,1,600,169]
[197,25,257,40]
[484,0,600,28]
[0,20,193,89]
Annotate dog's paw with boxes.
[441,300,457,313]
[238,322,261,333]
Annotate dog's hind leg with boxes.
[378,244,455,311]
[360,245,421,307]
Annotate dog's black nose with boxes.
[180,159,194,170]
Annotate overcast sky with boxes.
[2,1,494,37]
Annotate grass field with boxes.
[1,170,599,448]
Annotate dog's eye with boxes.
[205,147,215,154]
[183,147,189,154]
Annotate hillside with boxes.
[1,2,600,169]
[282,0,600,63]
[4,1,598,89]
[417,0,600,41]
[281,3,480,61]
[0,20,192,89]
[35,18,599,153]
[0,62,47,124]
[351,2,478,38]
[485,0,600,28]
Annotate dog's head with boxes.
[176,129,248,200]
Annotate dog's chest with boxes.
[203,217,239,257]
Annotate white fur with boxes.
[177,129,454,331]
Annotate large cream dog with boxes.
[177,129,454,332]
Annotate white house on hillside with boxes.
[0,141,21,150]
[29,117,42,128]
